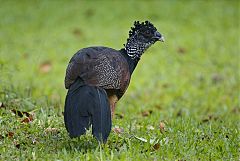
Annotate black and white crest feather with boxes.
[128,21,157,38]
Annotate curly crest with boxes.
[128,21,156,38]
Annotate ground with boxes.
[0,0,239,160]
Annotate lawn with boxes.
[0,0,239,160]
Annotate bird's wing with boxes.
[64,47,130,97]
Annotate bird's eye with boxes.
[144,30,152,37]
[145,30,150,35]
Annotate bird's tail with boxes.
[64,79,111,142]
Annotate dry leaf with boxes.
[0,102,5,109]
[21,115,33,123]
[202,118,209,123]
[211,73,223,84]
[154,104,162,110]
[153,143,160,150]
[202,115,218,123]
[162,83,170,88]
[15,144,20,149]
[11,109,31,117]
[0,135,4,140]
[141,110,153,117]
[73,28,83,37]
[232,107,240,114]
[159,121,166,133]
[45,128,59,134]
[112,127,124,134]
[39,61,52,73]
[115,113,124,119]
[176,110,182,117]
[7,132,14,138]
[177,47,187,54]
[85,9,95,17]
[13,140,20,149]
[11,109,34,123]
[22,53,29,59]
[11,109,24,117]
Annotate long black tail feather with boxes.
[64,79,111,142]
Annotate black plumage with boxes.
[65,47,130,99]
[64,81,111,142]
[64,21,164,142]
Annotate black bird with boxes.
[64,21,164,142]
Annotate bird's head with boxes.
[129,21,164,43]
[125,21,164,59]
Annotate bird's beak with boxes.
[159,36,165,42]
[154,31,165,42]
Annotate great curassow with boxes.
[64,21,164,142]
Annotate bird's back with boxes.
[64,46,130,98]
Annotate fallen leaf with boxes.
[11,109,31,117]
[45,128,59,134]
[232,107,240,114]
[39,61,52,73]
[211,73,223,84]
[85,9,95,17]
[112,127,124,134]
[201,134,210,141]
[162,83,170,88]
[202,118,209,123]
[141,110,153,117]
[11,109,24,117]
[202,115,218,123]
[14,141,20,149]
[154,104,162,110]
[176,110,182,117]
[73,28,83,37]
[7,132,14,138]
[115,113,124,119]
[0,102,5,109]
[177,47,187,54]
[0,135,4,139]
[11,109,33,123]
[21,115,33,123]
[22,53,29,59]
[153,143,160,150]
[209,115,218,121]
[159,121,166,133]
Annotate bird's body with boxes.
[64,21,164,142]
[65,47,130,99]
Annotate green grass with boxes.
[0,0,239,160]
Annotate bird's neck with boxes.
[124,36,149,60]
[119,48,140,75]
[120,36,152,75]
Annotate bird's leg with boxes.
[108,95,118,119]
[110,103,116,119]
